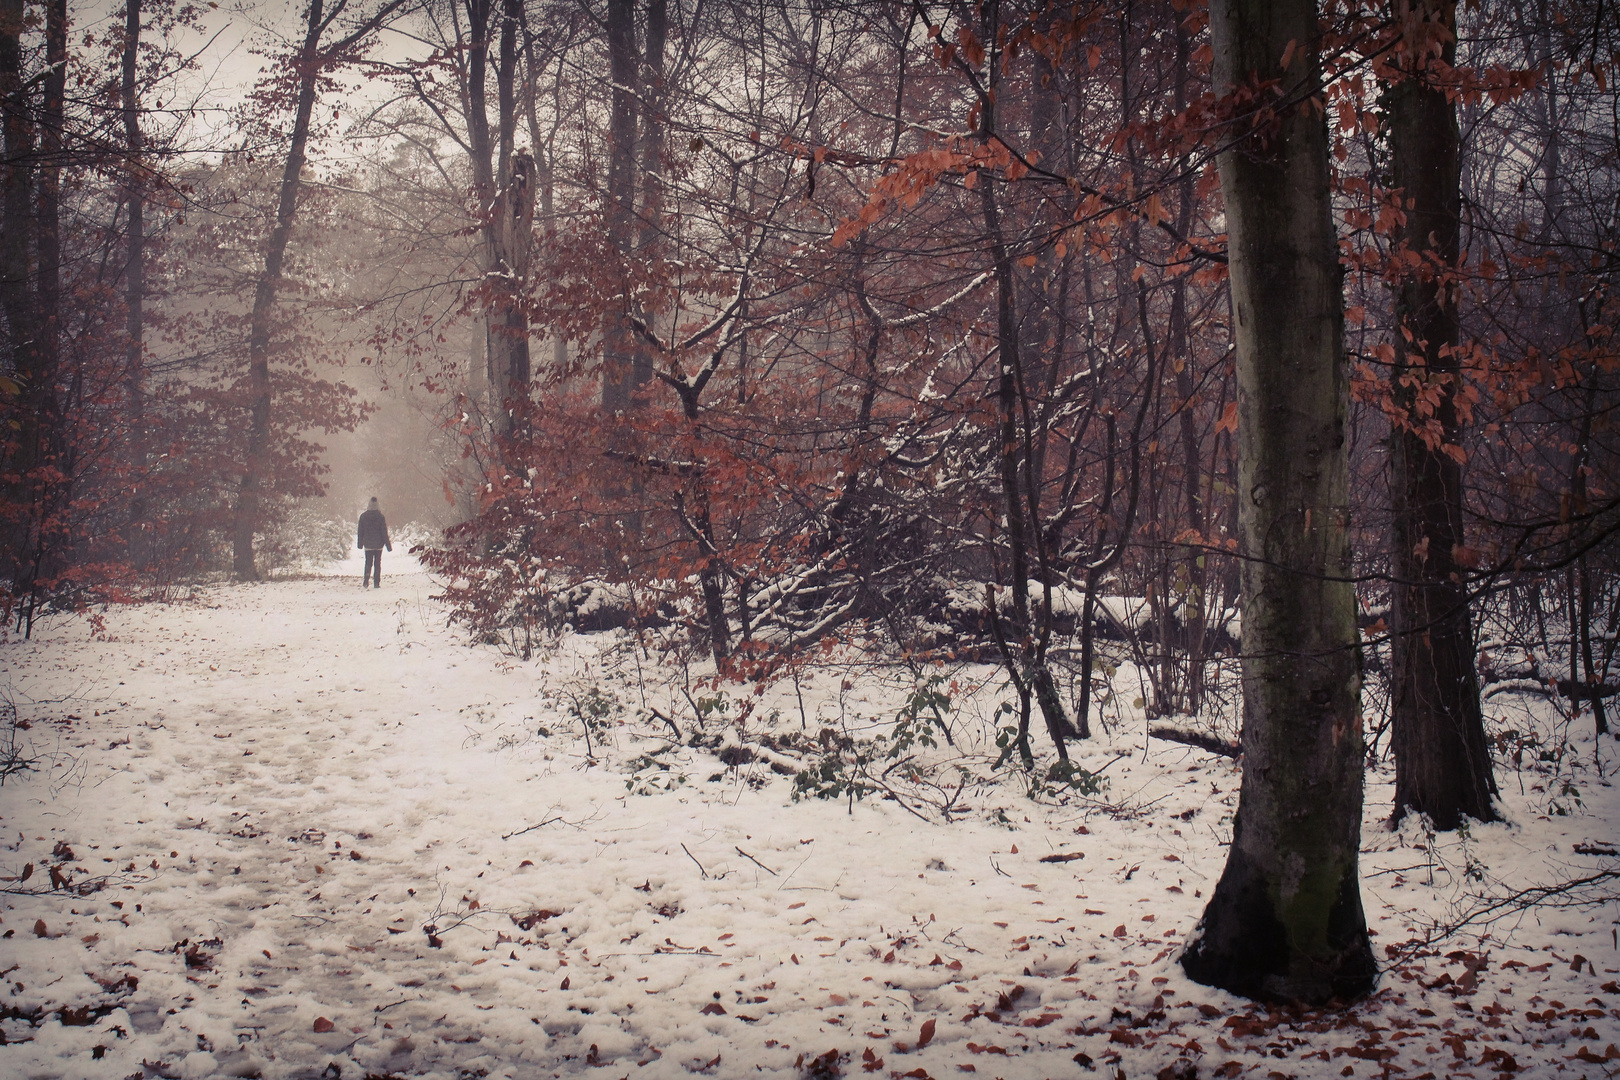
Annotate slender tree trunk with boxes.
[14,0,67,631]
[631,0,665,395]
[602,0,638,412]
[233,0,405,576]
[519,20,566,376]
[1182,0,1375,1004]
[0,0,34,591]
[1386,0,1497,828]
[123,0,149,570]
[1570,393,1608,734]
[484,0,533,440]
[977,0,1072,763]
[1533,0,1562,243]
[1171,18,1207,715]
[463,0,500,415]
[233,0,327,581]
[674,388,729,663]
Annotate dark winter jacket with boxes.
[357,509,391,551]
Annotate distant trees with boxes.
[0,0,215,629]
[0,0,411,620]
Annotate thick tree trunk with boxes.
[1181,0,1375,1004]
[233,0,326,581]
[1386,0,1497,829]
[0,0,25,347]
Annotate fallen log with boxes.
[1148,725,1240,759]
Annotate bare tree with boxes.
[233,0,407,580]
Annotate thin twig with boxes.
[500,815,563,841]
[647,707,682,739]
[735,846,778,876]
[1391,867,1620,962]
[681,842,709,879]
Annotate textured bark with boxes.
[1181,0,1375,1004]
[1386,0,1497,829]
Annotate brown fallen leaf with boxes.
[32,919,47,938]
[312,1017,335,1033]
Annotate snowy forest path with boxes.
[3,572,612,1078]
[8,572,1098,1080]
[4,574,1617,1080]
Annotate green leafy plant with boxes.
[564,686,619,757]
[791,748,875,805]
[791,682,984,819]
[624,748,688,795]
[992,708,1105,801]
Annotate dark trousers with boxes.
[363,549,383,587]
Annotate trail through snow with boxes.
[2,567,1618,1079]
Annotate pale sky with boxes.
[73,0,422,159]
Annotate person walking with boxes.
[357,497,391,588]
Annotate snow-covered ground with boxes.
[2,563,1617,1080]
